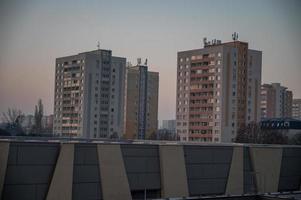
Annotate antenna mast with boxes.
[97,41,100,50]
[232,32,238,41]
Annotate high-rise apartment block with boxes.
[53,49,126,138]
[125,60,159,139]
[260,84,276,118]
[292,99,301,120]
[260,83,293,119]
[176,36,262,142]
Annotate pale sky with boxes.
[0,0,300,122]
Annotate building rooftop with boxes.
[1,136,301,148]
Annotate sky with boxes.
[0,0,301,123]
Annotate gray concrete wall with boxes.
[97,144,131,200]
[0,142,9,200]
[159,145,189,198]
[226,146,244,195]
[250,147,283,193]
[46,143,74,200]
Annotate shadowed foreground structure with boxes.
[0,138,300,200]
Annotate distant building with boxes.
[156,128,177,140]
[42,115,53,133]
[261,118,301,138]
[292,99,301,120]
[176,35,262,143]
[261,83,293,119]
[260,84,276,118]
[21,115,35,133]
[156,120,177,140]
[125,60,159,139]
[162,119,176,132]
[53,49,126,138]
[21,114,53,134]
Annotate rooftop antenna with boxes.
[232,32,238,41]
[97,41,100,50]
[203,37,207,47]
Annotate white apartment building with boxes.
[53,49,126,138]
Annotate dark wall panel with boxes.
[184,146,233,196]
[121,144,161,199]
[278,147,301,191]
[2,142,59,200]
[72,144,102,200]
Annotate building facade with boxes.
[260,84,276,118]
[1,139,301,200]
[53,49,126,138]
[261,83,293,119]
[41,114,53,133]
[292,99,301,120]
[125,60,159,139]
[176,38,262,142]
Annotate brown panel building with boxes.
[176,35,262,143]
[260,83,293,119]
[124,60,159,139]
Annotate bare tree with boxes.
[235,122,288,144]
[1,108,24,125]
[1,108,25,136]
[33,99,44,134]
